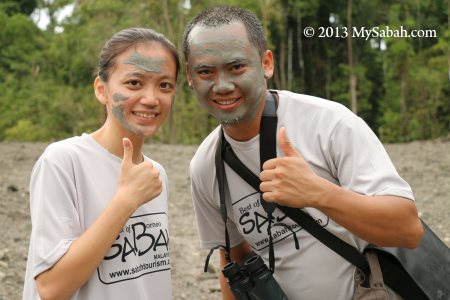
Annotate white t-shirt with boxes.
[23,134,171,300]
[190,90,414,300]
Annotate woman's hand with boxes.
[117,138,163,209]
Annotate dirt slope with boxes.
[0,139,449,299]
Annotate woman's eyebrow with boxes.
[122,71,175,82]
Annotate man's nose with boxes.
[212,72,234,94]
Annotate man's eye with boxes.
[232,64,244,71]
[197,69,211,75]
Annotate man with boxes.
[183,6,423,300]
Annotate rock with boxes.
[7,185,18,192]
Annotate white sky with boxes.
[31,3,75,32]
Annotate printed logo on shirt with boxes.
[232,192,329,251]
[97,212,170,284]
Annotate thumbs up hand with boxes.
[260,127,333,208]
[117,138,162,210]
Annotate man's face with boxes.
[186,21,272,126]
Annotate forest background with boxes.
[1,0,449,144]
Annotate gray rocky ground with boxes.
[0,138,449,300]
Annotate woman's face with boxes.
[96,42,177,138]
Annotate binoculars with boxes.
[222,254,288,300]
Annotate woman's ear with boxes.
[94,76,108,105]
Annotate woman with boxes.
[22,28,180,300]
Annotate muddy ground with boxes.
[0,138,449,300]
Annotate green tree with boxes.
[0,0,448,143]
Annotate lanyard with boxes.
[213,92,281,272]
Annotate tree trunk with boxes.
[326,54,331,100]
[260,0,270,38]
[448,0,450,84]
[347,0,358,113]
[297,8,305,93]
[400,60,409,141]
[288,27,293,91]
[280,39,287,89]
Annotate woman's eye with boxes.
[160,82,173,90]
[127,80,142,87]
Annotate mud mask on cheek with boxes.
[112,103,144,136]
[113,93,129,102]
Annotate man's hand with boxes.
[117,138,162,209]
[259,127,334,208]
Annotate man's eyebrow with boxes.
[192,58,247,69]
[192,64,214,69]
[225,58,247,65]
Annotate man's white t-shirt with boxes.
[23,134,171,300]
[190,90,414,300]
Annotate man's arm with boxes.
[260,128,424,248]
[219,242,253,300]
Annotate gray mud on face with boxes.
[113,93,129,102]
[124,52,165,73]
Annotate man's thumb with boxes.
[122,137,133,166]
[278,127,299,157]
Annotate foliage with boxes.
[0,0,448,144]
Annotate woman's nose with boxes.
[140,88,159,107]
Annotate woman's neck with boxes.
[91,123,144,164]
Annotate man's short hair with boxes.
[182,6,267,61]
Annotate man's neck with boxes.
[222,100,266,142]
[222,122,259,142]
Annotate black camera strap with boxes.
[203,130,234,273]
[215,129,231,263]
[213,92,299,273]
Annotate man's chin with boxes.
[221,117,243,126]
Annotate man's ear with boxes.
[94,76,107,104]
[185,63,193,88]
[262,50,274,79]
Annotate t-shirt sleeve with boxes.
[29,154,82,278]
[329,116,414,200]
[190,162,245,250]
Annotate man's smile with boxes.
[212,97,240,105]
